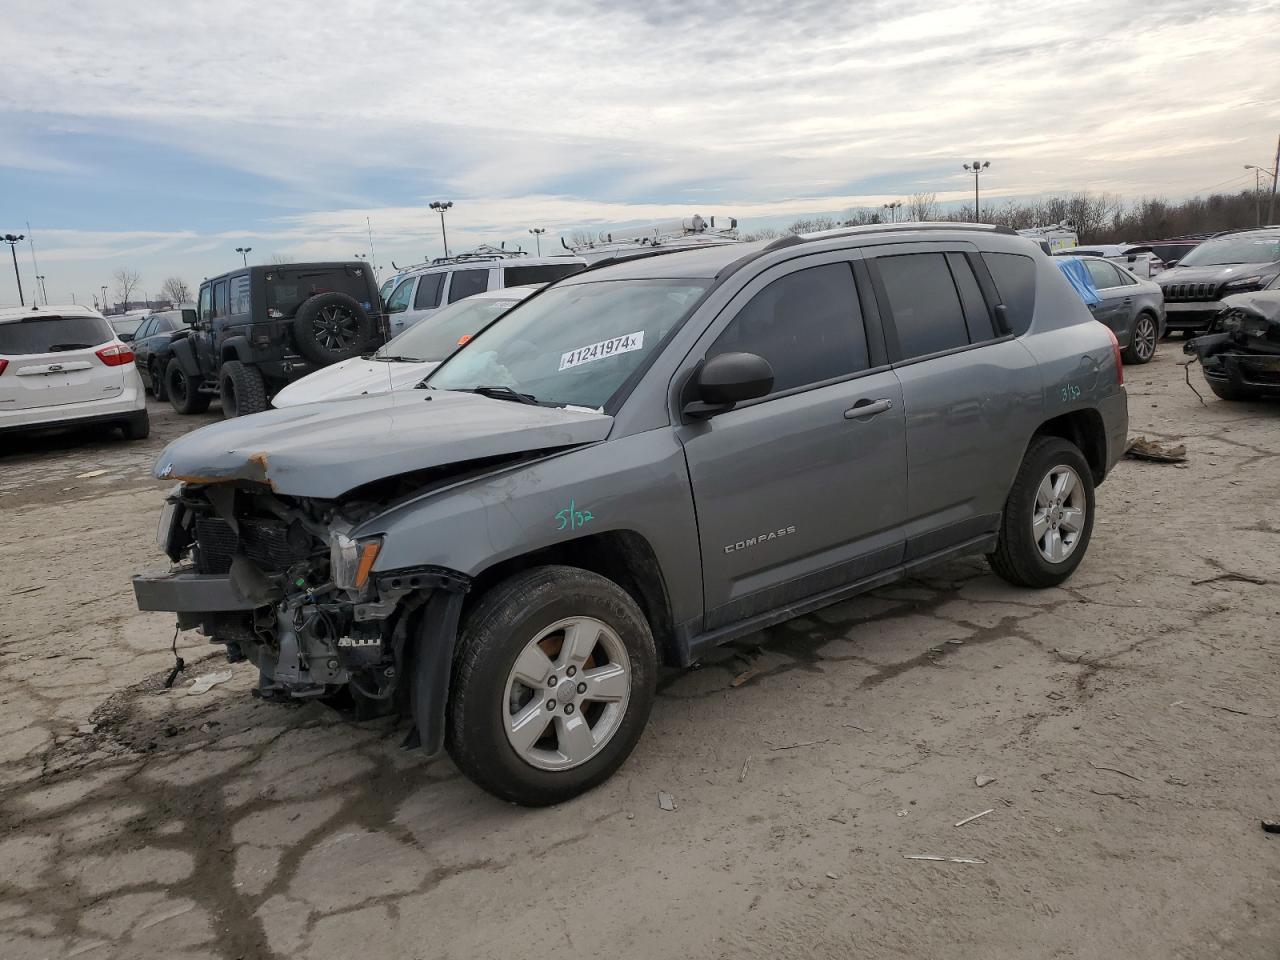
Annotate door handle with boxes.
[844,398,894,419]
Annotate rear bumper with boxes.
[0,386,146,434]
[133,570,258,612]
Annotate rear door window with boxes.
[1085,259,1124,290]
[707,262,869,394]
[875,253,969,359]
[134,318,156,340]
[447,269,490,304]
[503,263,586,287]
[213,281,229,318]
[229,275,252,314]
[981,253,1037,335]
[414,273,444,309]
[0,315,113,354]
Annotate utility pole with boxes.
[528,227,546,255]
[3,234,25,307]
[964,160,991,221]
[1270,134,1280,224]
[430,201,453,257]
[1248,160,1279,227]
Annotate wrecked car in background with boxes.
[1185,286,1280,401]
[134,224,1128,806]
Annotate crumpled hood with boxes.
[271,356,438,407]
[155,389,613,498]
[1221,290,1280,325]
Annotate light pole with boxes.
[963,160,991,221]
[1245,164,1276,226]
[235,246,252,266]
[101,285,108,313]
[3,234,25,307]
[430,201,453,257]
[36,274,48,304]
[528,227,547,255]
[881,201,902,223]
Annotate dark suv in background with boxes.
[166,262,384,417]
[1154,228,1280,334]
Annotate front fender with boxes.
[360,428,703,627]
[169,336,203,378]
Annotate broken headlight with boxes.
[1223,312,1272,338]
[156,484,185,559]
[329,530,382,591]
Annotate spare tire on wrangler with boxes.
[291,292,377,366]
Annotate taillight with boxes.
[0,359,7,376]
[96,344,134,367]
[1103,326,1124,385]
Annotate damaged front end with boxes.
[134,480,467,751]
[1184,292,1280,397]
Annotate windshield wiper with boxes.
[466,384,540,405]
[372,354,423,363]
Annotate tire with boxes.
[1122,312,1158,364]
[119,411,150,441]
[988,436,1096,589]
[1206,378,1260,402]
[446,565,657,806]
[150,360,168,402]
[219,360,268,418]
[166,358,212,414]
[291,292,376,366]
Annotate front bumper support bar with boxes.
[133,570,258,612]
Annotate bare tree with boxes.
[268,253,293,265]
[114,268,141,308]
[738,226,781,241]
[906,192,939,222]
[786,216,840,234]
[841,207,882,226]
[160,276,191,304]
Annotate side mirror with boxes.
[684,351,774,419]
[118,332,134,342]
[1165,259,1179,267]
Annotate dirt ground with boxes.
[1,350,1278,960]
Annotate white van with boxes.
[379,249,586,336]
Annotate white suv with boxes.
[379,251,586,336]
[0,305,149,440]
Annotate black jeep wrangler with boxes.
[165,262,385,417]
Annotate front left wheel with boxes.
[446,566,657,806]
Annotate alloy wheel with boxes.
[502,616,632,771]
[314,305,359,350]
[1134,316,1157,361]
[1033,464,1086,563]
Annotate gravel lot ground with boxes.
[2,350,1278,960]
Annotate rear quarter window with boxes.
[503,263,587,287]
[982,253,1037,336]
[0,315,113,355]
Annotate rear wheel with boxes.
[292,292,376,366]
[166,358,211,414]
[219,360,268,418]
[119,411,150,441]
[446,566,657,806]
[1122,312,1158,364]
[988,436,1095,588]
[149,359,168,401]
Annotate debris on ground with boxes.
[658,791,677,812]
[896,809,908,818]
[730,667,758,687]
[1262,821,1280,834]
[739,757,751,783]
[954,809,994,828]
[975,775,997,788]
[1125,436,1187,463]
[1191,572,1269,587]
[75,469,109,479]
[186,670,234,695]
[769,738,832,751]
[904,855,986,864]
[842,722,872,732]
[1089,761,1144,782]
[826,871,840,880]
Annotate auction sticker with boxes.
[559,331,644,371]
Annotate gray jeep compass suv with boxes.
[134,224,1128,805]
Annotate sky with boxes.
[1,0,1278,306]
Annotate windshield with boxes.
[110,317,145,336]
[1178,234,1280,267]
[376,296,524,361]
[427,279,709,409]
